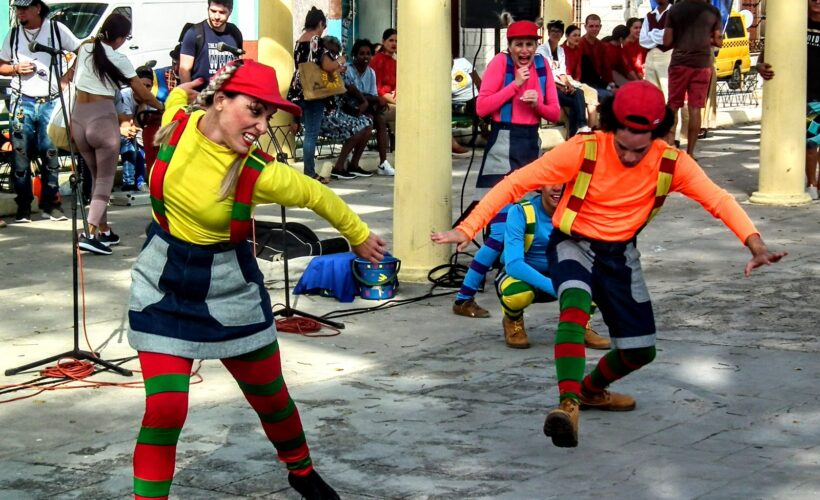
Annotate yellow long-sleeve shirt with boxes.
[155,88,369,246]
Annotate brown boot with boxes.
[452,299,490,318]
[584,323,610,350]
[579,388,636,411]
[544,398,580,448]
[502,316,530,349]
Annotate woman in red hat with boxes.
[128,58,386,500]
[451,19,560,319]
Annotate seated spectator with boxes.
[342,38,394,175]
[115,66,154,191]
[451,56,483,155]
[578,14,613,100]
[152,44,181,103]
[537,19,589,137]
[562,24,599,129]
[321,36,373,180]
[601,25,634,87]
[623,17,647,80]
[370,29,397,137]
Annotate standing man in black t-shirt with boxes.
[179,0,243,90]
[757,0,820,200]
[663,0,722,157]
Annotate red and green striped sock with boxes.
[223,342,313,476]
[583,346,657,394]
[133,352,193,500]
[555,287,591,402]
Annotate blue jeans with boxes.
[120,136,145,187]
[299,99,326,178]
[557,89,587,137]
[10,96,61,209]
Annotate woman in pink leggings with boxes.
[71,13,162,255]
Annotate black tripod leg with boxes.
[4,351,73,376]
[76,350,133,376]
[273,307,346,330]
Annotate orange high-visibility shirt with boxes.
[457,131,758,244]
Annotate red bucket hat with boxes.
[506,21,541,41]
[612,81,667,131]
[216,59,302,117]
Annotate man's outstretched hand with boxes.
[744,234,787,277]
[430,229,471,252]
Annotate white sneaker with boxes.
[808,185,818,200]
[377,160,395,176]
[578,126,592,133]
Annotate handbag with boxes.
[299,61,346,101]
[340,93,363,116]
[47,86,75,151]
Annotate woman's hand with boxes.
[430,229,471,252]
[520,89,539,108]
[353,232,388,264]
[514,66,530,87]
[177,78,205,104]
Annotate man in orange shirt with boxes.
[431,81,786,448]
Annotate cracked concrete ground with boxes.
[1,124,819,499]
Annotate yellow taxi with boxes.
[715,11,752,89]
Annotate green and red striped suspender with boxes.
[149,110,274,244]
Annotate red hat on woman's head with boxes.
[506,21,541,41]
[612,81,666,131]
[217,59,302,117]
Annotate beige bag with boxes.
[299,61,346,101]
[47,87,75,151]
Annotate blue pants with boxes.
[299,99,326,178]
[10,96,61,209]
[120,137,145,187]
[456,210,508,302]
[557,90,587,137]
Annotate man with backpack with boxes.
[179,0,242,90]
[0,0,80,223]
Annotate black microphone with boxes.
[216,42,244,56]
[28,40,63,57]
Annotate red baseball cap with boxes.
[612,81,666,131]
[217,59,302,117]
[506,21,541,41]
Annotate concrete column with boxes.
[257,1,297,158]
[749,2,810,205]
[393,0,452,282]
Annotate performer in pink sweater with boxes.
[473,20,560,195]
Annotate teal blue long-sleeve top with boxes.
[501,194,556,295]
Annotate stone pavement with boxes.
[1,124,819,499]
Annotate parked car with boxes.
[714,10,752,90]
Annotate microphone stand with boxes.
[265,127,344,330]
[5,47,132,377]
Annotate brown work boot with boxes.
[579,388,636,411]
[452,299,490,318]
[544,398,580,447]
[502,316,530,349]
[584,323,610,350]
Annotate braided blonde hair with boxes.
[153,61,246,200]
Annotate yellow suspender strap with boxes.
[558,134,598,235]
[518,200,537,252]
[646,147,678,225]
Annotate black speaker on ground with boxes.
[460,0,540,29]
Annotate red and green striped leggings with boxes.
[133,342,312,500]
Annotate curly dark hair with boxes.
[351,39,374,57]
[598,95,675,139]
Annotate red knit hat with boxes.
[217,59,302,117]
[612,81,667,131]
[506,21,541,41]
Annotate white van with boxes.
[48,0,208,68]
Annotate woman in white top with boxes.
[536,20,589,137]
[71,13,163,255]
